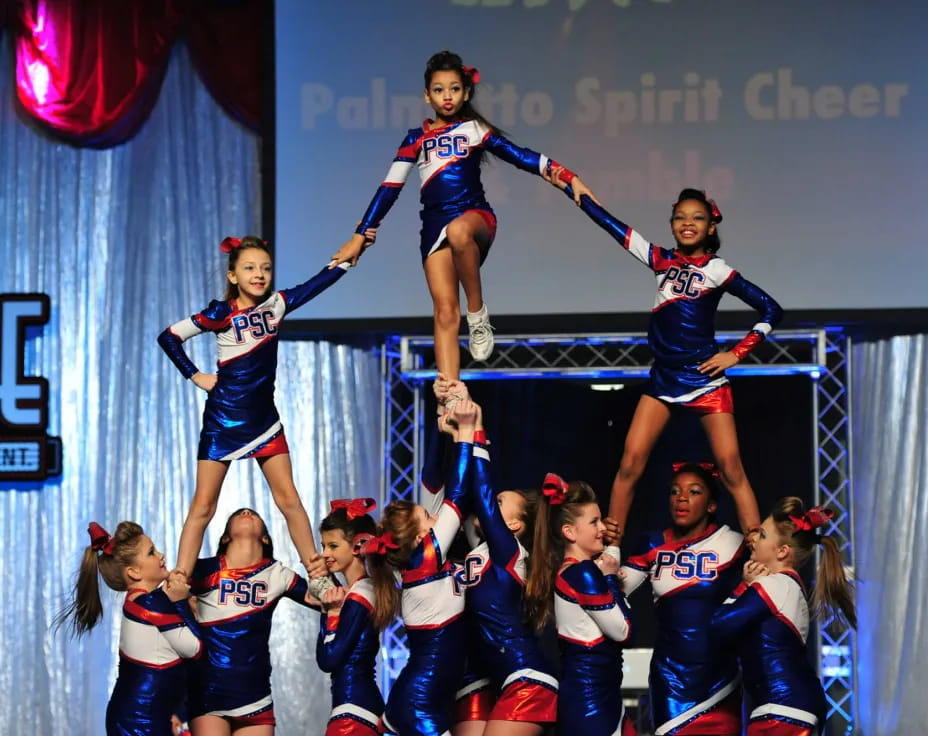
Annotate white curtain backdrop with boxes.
[852,334,928,734]
[0,40,381,735]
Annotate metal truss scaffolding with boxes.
[379,328,855,733]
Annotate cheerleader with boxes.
[186,508,317,734]
[313,499,383,735]
[331,50,596,381]
[523,478,633,735]
[158,233,372,578]
[58,522,200,736]
[616,463,745,736]
[445,390,557,736]
[366,401,480,736]
[547,171,783,538]
[710,497,855,735]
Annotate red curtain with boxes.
[1,0,263,148]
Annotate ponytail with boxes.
[54,521,146,636]
[770,497,856,629]
[814,535,856,629]
[523,477,597,631]
[365,502,420,631]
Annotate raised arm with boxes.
[556,184,656,270]
[429,439,474,562]
[484,131,594,205]
[331,131,418,267]
[279,261,350,314]
[470,441,521,578]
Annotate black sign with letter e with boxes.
[0,294,62,481]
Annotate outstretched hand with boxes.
[542,164,569,191]
[542,165,601,206]
[329,224,375,269]
[603,517,623,547]
[568,175,601,206]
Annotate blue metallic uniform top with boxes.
[316,576,384,731]
[105,588,202,736]
[565,188,784,402]
[354,119,557,261]
[356,118,552,227]
[711,571,826,730]
[158,262,349,461]
[622,524,747,735]
[554,558,632,732]
[383,441,474,736]
[187,556,312,719]
[457,444,558,695]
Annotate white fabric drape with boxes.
[0,41,381,735]
[852,334,928,734]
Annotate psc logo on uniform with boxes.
[0,293,62,482]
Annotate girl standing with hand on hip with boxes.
[547,174,783,540]
[158,233,372,579]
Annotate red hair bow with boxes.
[671,192,723,224]
[363,533,399,556]
[352,533,375,556]
[672,461,719,477]
[220,236,242,253]
[789,506,834,533]
[463,65,480,85]
[542,472,568,505]
[219,236,268,253]
[88,522,116,555]
[330,497,377,520]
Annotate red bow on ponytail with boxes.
[363,533,399,556]
[672,461,719,477]
[789,506,834,533]
[542,472,568,505]
[330,498,377,520]
[88,522,116,555]
[352,533,375,557]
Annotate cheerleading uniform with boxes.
[355,119,563,262]
[622,524,746,735]
[454,443,558,723]
[105,588,202,736]
[317,576,383,736]
[564,189,783,412]
[554,557,633,734]
[381,441,475,736]
[158,262,350,461]
[187,556,313,727]
[710,571,826,736]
